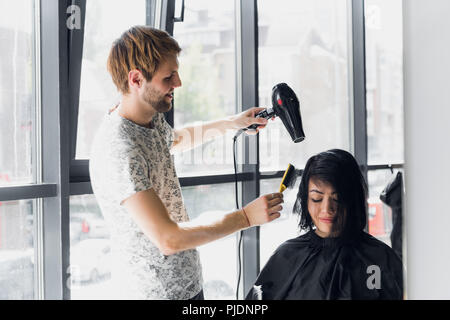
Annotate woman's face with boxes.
[308,178,342,238]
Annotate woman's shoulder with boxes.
[359,232,402,264]
[259,232,313,274]
[360,232,392,250]
[274,232,313,253]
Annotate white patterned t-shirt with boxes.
[89,107,203,300]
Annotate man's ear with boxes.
[128,69,144,91]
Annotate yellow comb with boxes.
[279,163,296,193]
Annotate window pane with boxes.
[0,199,35,299]
[70,195,112,299]
[76,0,146,159]
[0,1,36,186]
[258,0,351,171]
[259,178,302,269]
[173,1,237,176]
[367,169,404,247]
[182,183,237,299]
[365,0,404,165]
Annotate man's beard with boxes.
[142,84,172,113]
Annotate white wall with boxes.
[403,0,450,299]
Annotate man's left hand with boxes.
[229,107,269,135]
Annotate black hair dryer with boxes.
[236,83,305,143]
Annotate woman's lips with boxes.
[319,218,334,224]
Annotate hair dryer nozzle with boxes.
[271,83,305,143]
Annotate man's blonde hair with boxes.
[107,26,181,94]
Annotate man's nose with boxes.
[172,73,182,88]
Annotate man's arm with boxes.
[171,107,269,154]
[122,188,283,255]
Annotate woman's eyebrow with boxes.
[309,189,338,195]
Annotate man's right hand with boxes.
[242,193,284,227]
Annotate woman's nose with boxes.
[321,198,335,215]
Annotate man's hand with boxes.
[229,107,269,135]
[241,192,284,227]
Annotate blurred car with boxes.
[70,213,109,244]
[70,239,111,284]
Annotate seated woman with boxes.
[246,149,403,300]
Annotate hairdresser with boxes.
[89,26,283,300]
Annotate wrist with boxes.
[240,208,251,229]
[225,115,239,130]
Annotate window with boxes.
[76,0,147,159]
[257,0,352,272]
[365,0,404,246]
[0,0,37,186]
[367,169,404,246]
[182,183,237,300]
[69,195,112,300]
[173,0,237,176]
[258,0,351,172]
[365,0,404,165]
[0,200,35,299]
[0,0,39,300]
[259,178,301,269]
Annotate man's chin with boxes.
[154,102,172,113]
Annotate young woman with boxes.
[246,149,403,300]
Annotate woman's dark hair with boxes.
[293,149,368,239]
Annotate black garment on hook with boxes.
[245,230,403,300]
[380,171,403,261]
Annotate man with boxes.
[89,26,283,300]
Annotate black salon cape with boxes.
[246,230,403,300]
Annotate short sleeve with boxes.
[107,149,153,206]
